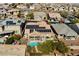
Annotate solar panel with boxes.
[26,25,46,29]
[36,29,51,32]
[6,21,16,25]
[26,25,39,29]
[35,27,45,29]
[26,25,51,32]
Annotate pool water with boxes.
[28,42,39,47]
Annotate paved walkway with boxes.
[35,46,39,53]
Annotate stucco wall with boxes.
[5,26,21,34]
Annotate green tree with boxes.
[27,46,32,53]
[60,11,68,18]
[38,40,69,55]
[71,18,79,23]
[17,11,22,18]
[38,40,56,54]
[13,34,22,41]
[74,11,79,18]
[26,13,34,19]
[47,14,50,20]
[5,36,15,44]
[5,34,22,44]
[55,41,69,55]
[9,3,17,8]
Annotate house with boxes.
[0,20,16,37]
[67,23,79,34]
[25,21,54,42]
[51,23,78,40]
[16,4,28,9]
[30,5,35,10]
[0,3,9,9]
[1,18,25,35]
[7,8,20,19]
[34,12,47,21]
[32,3,42,10]
[67,15,76,21]
[49,18,70,24]
[0,8,7,19]
[48,12,62,21]
[0,30,15,37]
[60,18,71,24]
[49,18,59,24]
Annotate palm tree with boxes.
[38,40,56,55]
[37,40,69,56]
[55,41,69,55]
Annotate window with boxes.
[30,36,35,40]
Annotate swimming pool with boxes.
[28,42,39,47]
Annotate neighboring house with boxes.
[0,4,9,9]
[16,4,28,9]
[49,18,59,24]
[63,19,71,24]
[0,9,7,19]
[25,21,54,42]
[51,23,78,40]
[0,30,15,37]
[0,20,15,37]
[67,15,76,21]
[49,18,71,24]
[34,12,47,21]
[48,12,62,21]
[1,18,25,35]
[32,3,42,10]
[7,8,20,19]
[30,5,35,10]
[67,23,79,34]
